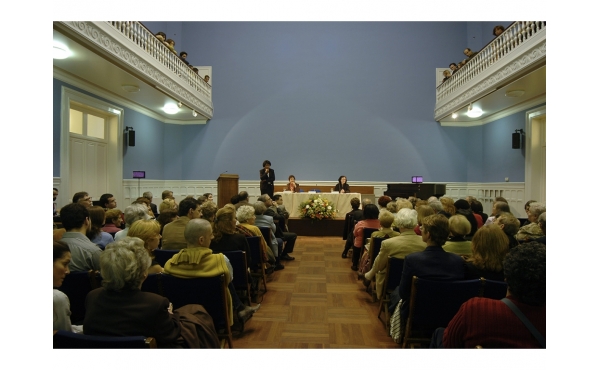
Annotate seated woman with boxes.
[464,224,509,281]
[377,196,393,210]
[87,206,114,249]
[134,197,156,218]
[211,206,252,267]
[351,204,380,271]
[127,219,163,274]
[83,237,220,348]
[358,210,400,278]
[159,198,178,214]
[334,175,350,193]
[443,215,472,256]
[440,197,456,216]
[453,199,478,239]
[235,205,276,266]
[102,208,123,234]
[285,175,300,192]
[414,204,435,236]
[342,197,364,258]
[54,241,81,332]
[495,212,521,249]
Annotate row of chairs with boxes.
[373,255,508,348]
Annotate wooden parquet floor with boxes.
[232,236,399,348]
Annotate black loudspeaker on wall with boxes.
[128,130,136,146]
[512,129,524,149]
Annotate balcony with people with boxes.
[434,21,546,124]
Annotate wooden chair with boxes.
[480,277,508,300]
[402,277,482,348]
[153,249,179,267]
[359,227,378,261]
[246,236,268,294]
[342,213,354,240]
[221,250,252,305]
[377,257,404,331]
[53,330,156,348]
[366,237,386,300]
[57,270,101,324]
[154,273,234,348]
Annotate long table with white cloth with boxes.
[274,192,362,219]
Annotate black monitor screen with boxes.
[412,176,423,183]
[133,171,145,179]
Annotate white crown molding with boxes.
[55,21,213,120]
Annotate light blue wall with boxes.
[54,21,531,183]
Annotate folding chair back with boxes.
[480,278,508,300]
[377,257,405,329]
[153,249,179,267]
[246,236,267,293]
[221,250,251,305]
[57,270,98,324]
[403,277,482,348]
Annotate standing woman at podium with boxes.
[260,160,275,198]
[334,175,350,193]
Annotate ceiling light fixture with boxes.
[177,102,183,108]
[163,103,179,114]
[53,43,71,59]
[466,103,483,118]
[505,90,525,98]
[192,110,197,117]
[121,84,140,93]
[451,112,458,119]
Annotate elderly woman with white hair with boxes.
[235,205,276,266]
[516,202,546,242]
[363,208,427,299]
[83,237,220,348]
[114,204,150,241]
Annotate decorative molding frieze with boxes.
[56,21,213,120]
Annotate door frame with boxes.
[524,105,546,203]
[60,87,124,206]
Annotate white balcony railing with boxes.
[55,21,213,120]
[434,21,546,122]
[108,21,211,97]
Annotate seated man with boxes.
[59,203,102,272]
[99,193,117,210]
[114,204,150,241]
[272,194,289,231]
[495,212,521,248]
[364,209,426,299]
[164,219,260,326]
[258,194,297,261]
[234,191,250,209]
[143,191,158,216]
[72,191,92,208]
[434,242,546,348]
[484,201,510,226]
[161,198,201,250]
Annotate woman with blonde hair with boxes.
[211,206,252,267]
[440,197,456,216]
[159,198,177,214]
[87,206,114,249]
[443,215,472,256]
[414,205,435,236]
[465,224,509,281]
[127,219,163,274]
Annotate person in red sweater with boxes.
[431,242,546,348]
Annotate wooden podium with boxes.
[217,174,239,208]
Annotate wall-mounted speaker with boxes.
[512,132,520,149]
[128,130,136,146]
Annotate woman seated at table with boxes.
[83,237,220,348]
[334,175,350,193]
[285,175,300,192]
[127,219,163,274]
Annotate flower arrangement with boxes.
[298,195,336,220]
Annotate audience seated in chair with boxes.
[235,205,275,266]
[495,212,521,248]
[464,224,509,281]
[210,206,252,268]
[114,204,151,242]
[53,240,82,333]
[364,208,426,299]
[59,203,102,272]
[442,214,472,256]
[351,204,381,271]
[127,219,164,274]
[163,219,260,329]
[358,210,400,280]
[161,198,201,250]
[484,200,510,226]
[102,208,123,235]
[253,201,285,270]
[258,194,297,261]
[87,206,114,250]
[516,202,545,242]
[433,242,546,348]
[143,191,158,216]
[83,237,220,348]
[73,191,92,208]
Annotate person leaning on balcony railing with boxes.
[442,70,451,83]
[449,62,458,75]
[463,48,478,60]
[166,39,177,54]
[493,25,505,37]
[179,51,190,66]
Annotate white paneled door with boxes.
[69,137,108,202]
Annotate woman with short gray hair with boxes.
[516,202,546,242]
[83,237,220,348]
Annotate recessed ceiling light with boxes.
[121,84,140,93]
[505,90,525,98]
[451,113,458,119]
[163,103,179,114]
